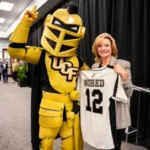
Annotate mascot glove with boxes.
[70,90,80,101]
[20,19,33,28]
[67,111,75,119]
[21,5,39,28]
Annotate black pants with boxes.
[2,71,8,82]
[12,71,17,81]
[113,128,125,150]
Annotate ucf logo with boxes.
[51,57,78,81]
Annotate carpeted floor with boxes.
[0,78,147,150]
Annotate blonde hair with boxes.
[92,33,118,63]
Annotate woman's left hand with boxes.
[114,63,128,81]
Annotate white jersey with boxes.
[77,66,128,149]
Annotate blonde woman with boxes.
[92,33,133,150]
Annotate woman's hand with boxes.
[114,63,128,82]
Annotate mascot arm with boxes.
[80,63,90,70]
[8,5,41,64]
[9,5,39,43]
[8,45,43,64]
[77,55,90,70]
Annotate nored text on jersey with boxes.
[84,79,104,87]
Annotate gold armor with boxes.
[8,4,89,150]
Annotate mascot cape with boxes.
[31,64,42,149]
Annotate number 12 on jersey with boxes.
[86,88,103,114]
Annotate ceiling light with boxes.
[0,17,5,23]
[0,1,14,11]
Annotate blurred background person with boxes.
[12,58,20,83]
[0,60,2,81]
[2,58,8,83]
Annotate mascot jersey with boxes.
[8,3,89,150]
[77,67,128,149]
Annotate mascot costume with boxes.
[8,3,89,150]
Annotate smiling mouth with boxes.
[101,50,109,53]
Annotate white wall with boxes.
[0,39,10,74]
[0,39,10,49]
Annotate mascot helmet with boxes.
[41,3,85,57]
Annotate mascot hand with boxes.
[23,5,39,23]
[70,90,80,100]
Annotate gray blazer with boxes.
[92,56,133,129]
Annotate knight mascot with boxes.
[8,2,89,150]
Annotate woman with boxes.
[92,33,133,150]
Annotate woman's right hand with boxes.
[114,63,128,82]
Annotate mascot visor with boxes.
[41,9,85,57]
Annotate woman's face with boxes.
[97,38,112,59]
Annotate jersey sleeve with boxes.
[112,75,128,103]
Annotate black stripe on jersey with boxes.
[109,97,119,147]
[113,75,119,97]
[109,74,119,147]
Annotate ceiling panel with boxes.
[0,0,62,39]
[0,0,32,31]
